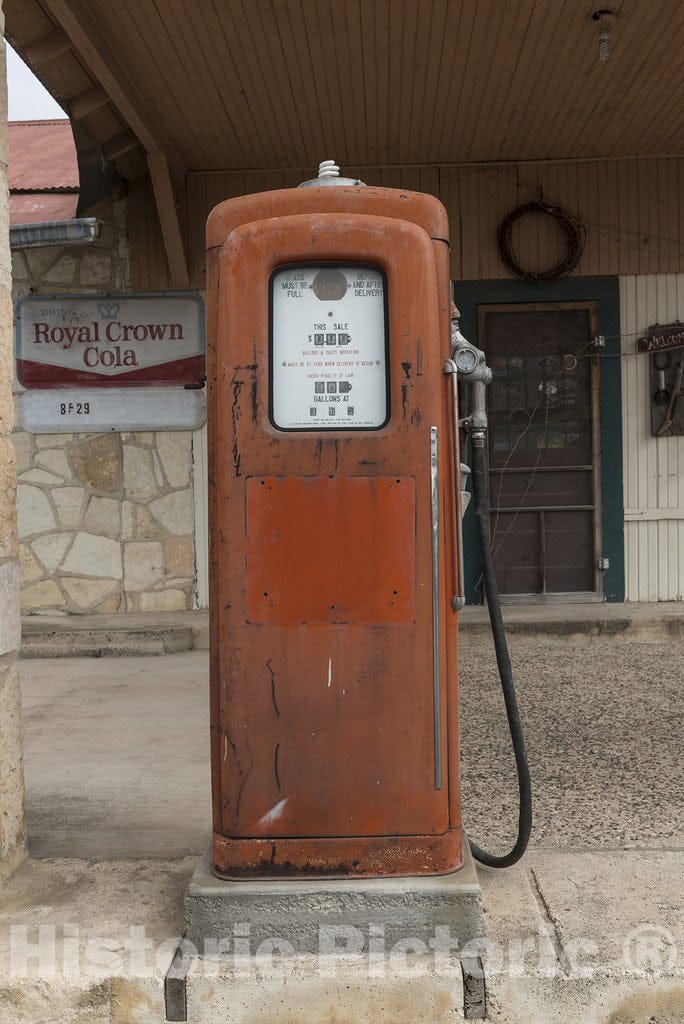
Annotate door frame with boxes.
[455,276,624,604]
[477,300,603,603]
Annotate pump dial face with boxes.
[454,347,478,374]
[270,264,388,430]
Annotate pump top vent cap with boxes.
[298,160,366,188]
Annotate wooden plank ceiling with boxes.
[6,0,684,180]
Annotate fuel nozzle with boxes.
[449,304,492,434]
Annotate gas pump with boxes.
[205,162,531,879]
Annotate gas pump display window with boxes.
[270,264,389,430]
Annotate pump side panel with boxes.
[213,213,457,853]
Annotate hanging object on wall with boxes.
[638,322,684,437]
[592,9,617,62]
[496,200,586,282]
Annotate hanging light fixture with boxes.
[592,9,617,61]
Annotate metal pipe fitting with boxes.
[450,309,492,431]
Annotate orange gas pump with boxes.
[205,162,530,880]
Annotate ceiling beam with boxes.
[38,0,189,285]
[69,84,109,120]
[38,0,184,180]
[24,27,71,66]
[102,129,139,162]
[147,152,190,289]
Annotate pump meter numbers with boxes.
[270,264,388,430]
[312,332,351,346]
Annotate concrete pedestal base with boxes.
[184,840,484,955]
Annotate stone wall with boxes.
[11,199,198,615]
[0,29,27,886]
[15,429,196,613]
[15,428,196,610]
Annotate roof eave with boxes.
[10,216,99,250]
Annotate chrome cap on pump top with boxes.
[298,159,366,188]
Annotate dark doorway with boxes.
[478,302,602,600]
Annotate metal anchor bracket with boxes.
[461,956,487,1018]
[164,940,196,1022]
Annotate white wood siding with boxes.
[621,274,684,601]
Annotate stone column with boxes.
[0,22,27,885]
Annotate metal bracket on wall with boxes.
[461,956,487,1018]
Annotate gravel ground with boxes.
[459,635,683,854]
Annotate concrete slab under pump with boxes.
[184,842,484,955]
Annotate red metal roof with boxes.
[10,192,79,225]
[8,119,79,191]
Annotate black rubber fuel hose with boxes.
[468,433,532,868]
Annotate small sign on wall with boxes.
[639,322,684,437]
[637,323,684,354]
[16,292,205,388]
[19,386,207,433]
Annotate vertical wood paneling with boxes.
[441,157,684,283]
[620,273,684,601]
[127,179,169,292]
[134,156,684,293]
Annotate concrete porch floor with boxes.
[1,622,682,1022]
[18,600,684,658]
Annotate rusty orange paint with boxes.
[246,475,416,625]
[206,185,462,878]
[213,832,463,880]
